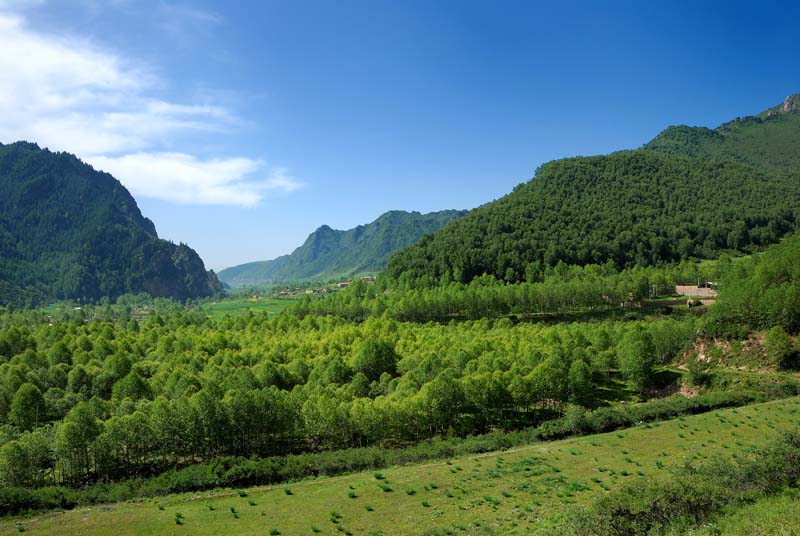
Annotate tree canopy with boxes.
[388,150,799,286]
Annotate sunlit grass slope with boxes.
[6,396,800,536]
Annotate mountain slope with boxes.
[0,141,222,305]
[219,210,466,287]
[388,152,799,285]
[645,94,800,169]
[387,96,800,285]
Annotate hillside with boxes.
[0,141,222,305]
[387,97,800,286]
[645,94,800,169]
[388,151,799,285]
[219,209,466,287]
[10,397,800,535]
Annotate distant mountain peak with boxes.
[218,209,466,287]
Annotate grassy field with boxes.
[5,396,799,536]
[679,490,800,536]
[203,297,301,321]
[685,489,800,536]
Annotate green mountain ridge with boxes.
[387,95,800,285]
[0,141,222,305]
[645,93,800,169]
[219,209,467,287]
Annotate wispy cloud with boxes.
[0,0,46,10]
[157,3,222,48]
[0,10,300,207]
[264,168,305,193]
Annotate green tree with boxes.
[352,339,399,382]
[618,327,656,392]
[0,440,30,486]
[686,354,711,387]
[417,372,465,437]
[112,370,152,402]
[764,326,798,370]
[9,383,46,430]
[47,341,72,366]
[55,402,102,482]
[567,359,592,403]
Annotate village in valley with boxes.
[273,275,377,297]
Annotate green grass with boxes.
[8,397,800,536]
[202,297,300,321]
[668,490,800,536]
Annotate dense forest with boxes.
[219,209,466,287]
[0,286,699,489]
[387,98,800,287]
[292,258,719,322]
[0,142,222,307]
[387,151,799,285]
[3,233,799,495]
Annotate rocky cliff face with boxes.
[782,94,799,113]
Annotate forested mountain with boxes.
[0,142,222,305]
[219,209,466,287]
[387,96,800,286]
[645,94,800,169]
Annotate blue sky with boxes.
[0,1,798,270]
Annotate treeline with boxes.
[0,308,697,489]
[386,150,799,286]
[1,384,795,516]
[292,260,720,322]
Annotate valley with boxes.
[0,35,799,534]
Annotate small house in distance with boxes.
[674,284,718,298]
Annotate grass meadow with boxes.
[5,396,800,536]
[682,490,800,536]
[203,297,301,321]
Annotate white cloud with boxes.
[0,11,300,207]
[89,153,261,206]
[89,153,304,207]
